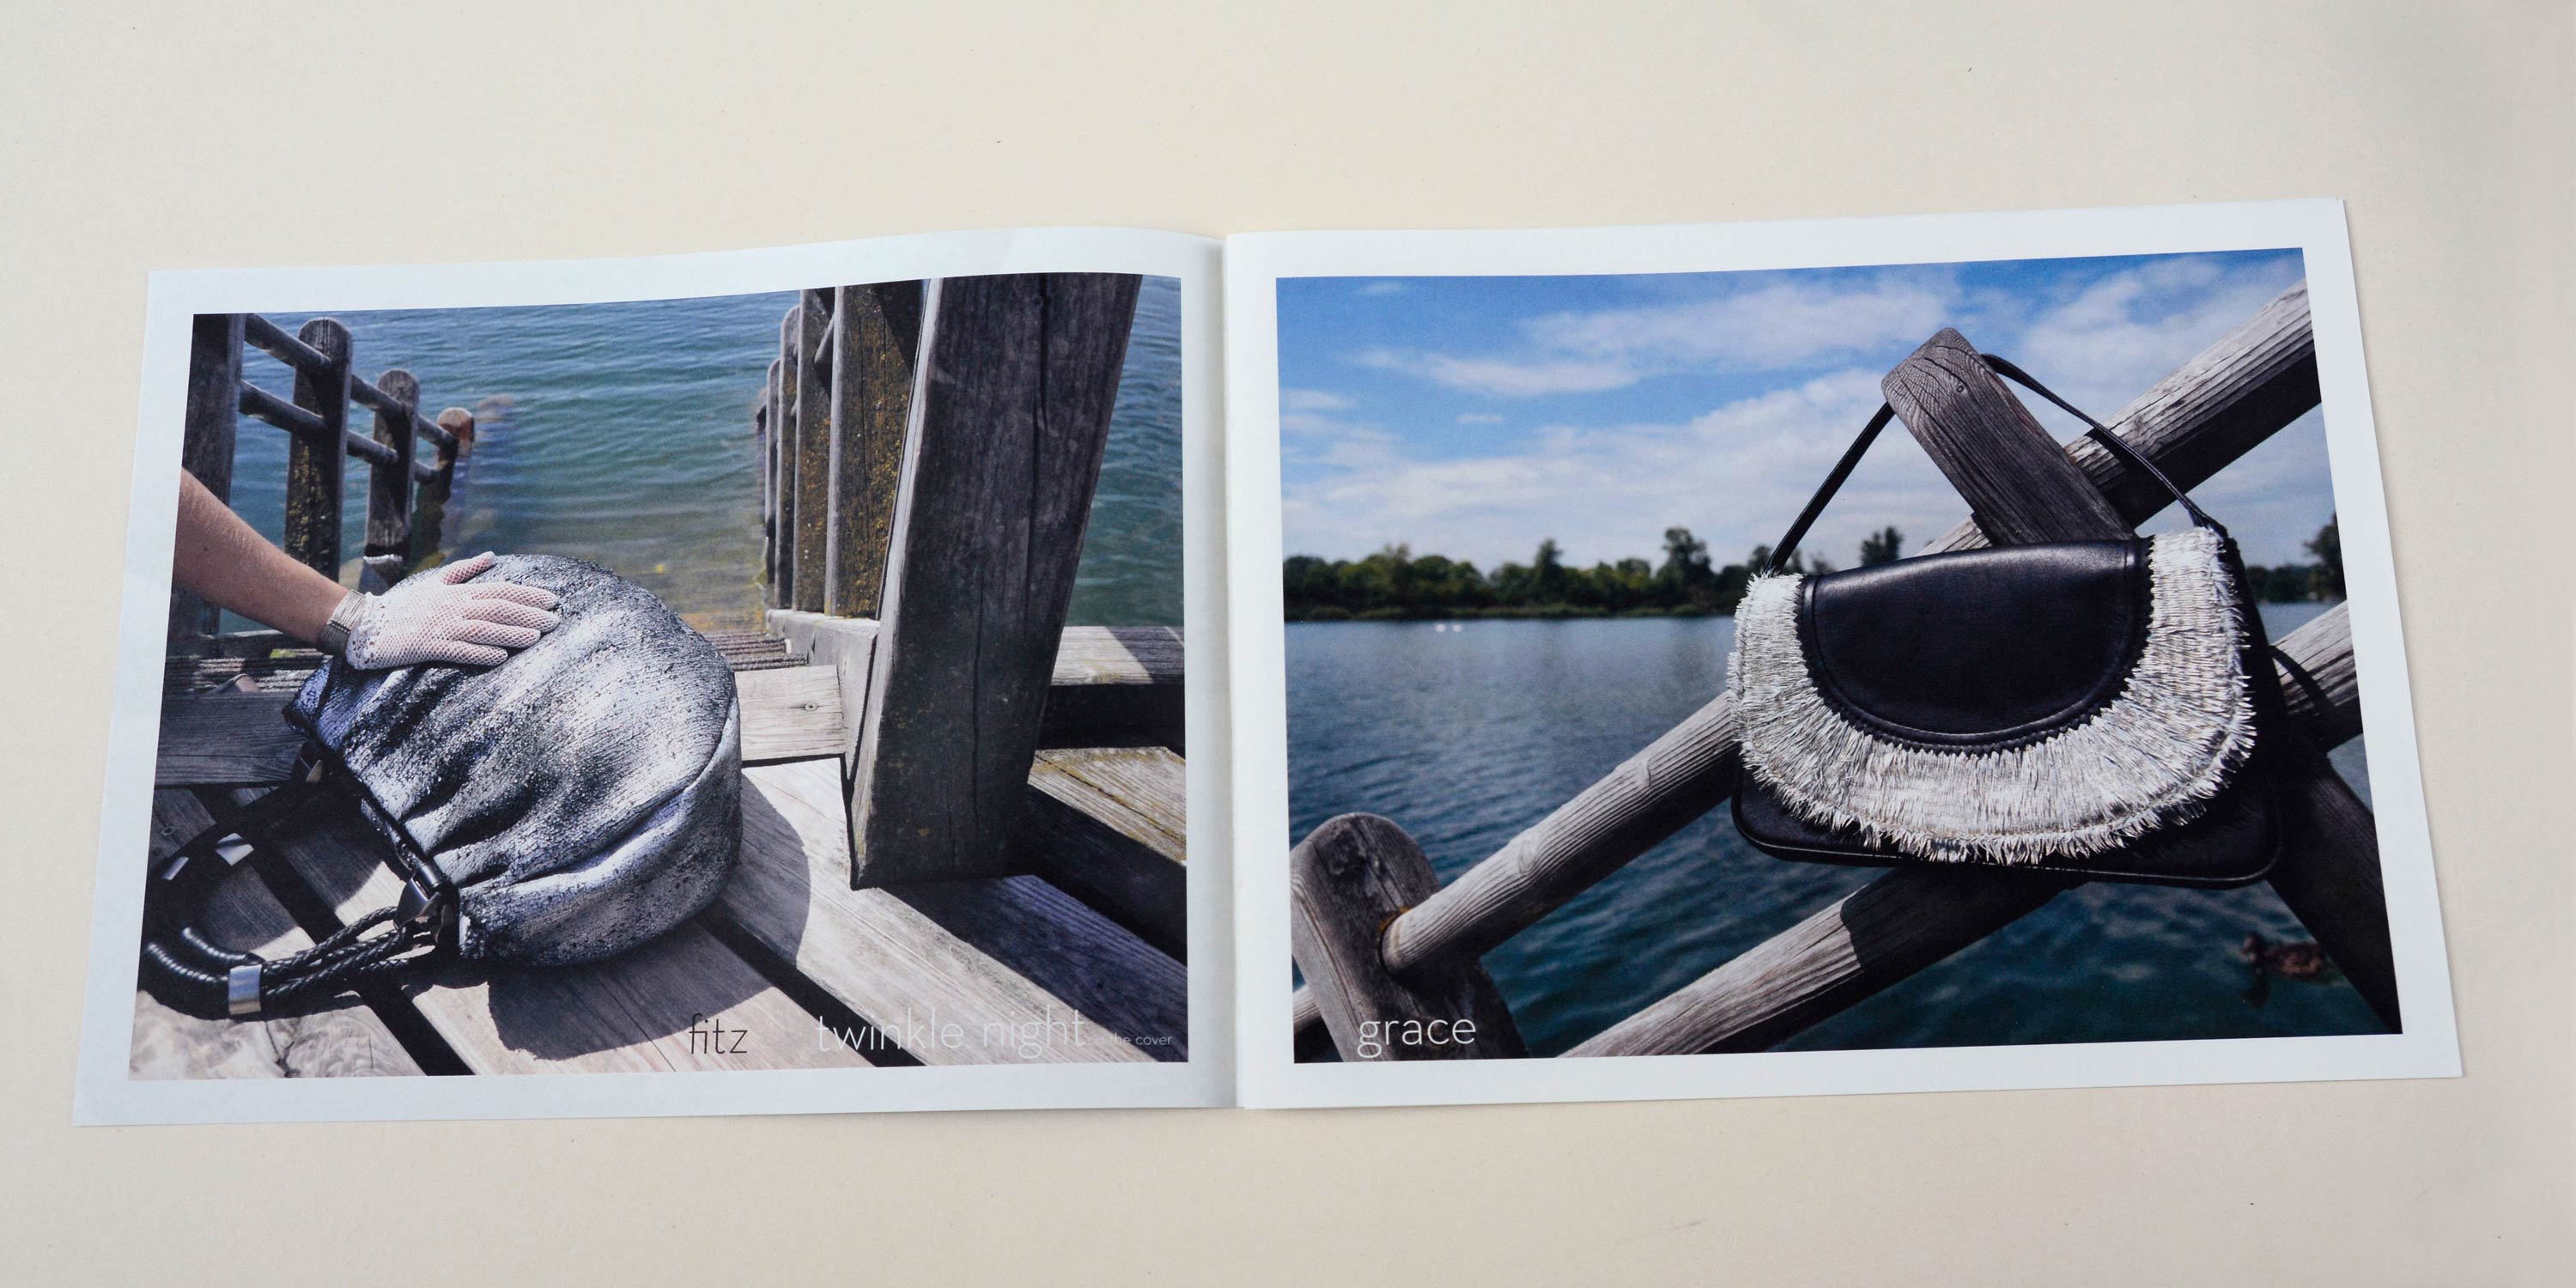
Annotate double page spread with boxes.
[75,202,2461,1124]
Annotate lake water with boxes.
[222,276,1182,631]
[1285,603,2383,1055]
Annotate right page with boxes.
[1225,200,2460,1109]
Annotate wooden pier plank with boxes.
[1040,625,1188,751]
[1029,747,1185,860]
[719,759,1183,1064]
[155,690,307,787]
[736,665,843,764]
[241,790,876,1074]
[129,791,426,1080]
[1017,747,1188,961]
[848,272,1143,886]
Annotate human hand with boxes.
[343,553,562,669]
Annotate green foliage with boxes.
[1859,526,1905,566]
[1285,529,1763,620]
[1283,517,2344,617]
[2306,514,2343,600]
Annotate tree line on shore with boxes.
[1284,517,2346,621]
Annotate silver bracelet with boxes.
[317,590,369,657]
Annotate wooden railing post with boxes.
[792,290,832,612]
[823,281,920,617]
[772,317,800,608]
[1293,814,1527,1060]
[847,272,1140,887]
[283,318,352,579]
[361,368,418,589]
[171,313,244,649]
[410,408,469,567]
[761,359,782,605]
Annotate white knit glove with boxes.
[343,553,562,670]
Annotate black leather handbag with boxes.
[1727,356,2287,888]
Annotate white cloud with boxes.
[1285,256,2329,568]
[1523,276,1958,373]
[1356,347,1638,397]
[1281,387,1357,412]
[1284,368,1971,569]
[2013,254,2306,420]
[1350,271,1962,399]
[1357,281,1407,296]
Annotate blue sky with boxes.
[1276,250,2335,570]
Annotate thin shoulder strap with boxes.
[1763,354,2222,574]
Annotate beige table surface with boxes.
[3,3,2567,1284]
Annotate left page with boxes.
[76,228,1230,1123]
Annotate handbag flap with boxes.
[1799,538,2146,746]
[1730,528,2259,867]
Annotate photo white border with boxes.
[76,228,1234,1124]
[1224,199,2461,1109]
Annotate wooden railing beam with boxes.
[241,312,329,375]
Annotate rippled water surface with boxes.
[1285,605,2382,1055]
[226,276,1182,629]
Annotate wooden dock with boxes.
[140,276,1188,1077]
[1291,280,2393,1061]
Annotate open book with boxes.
[76,202,2458,1124]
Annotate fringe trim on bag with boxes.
[1730,530,2257,866]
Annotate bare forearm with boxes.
[172,470,347,645]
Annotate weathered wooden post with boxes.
[171,313,244,649]
[410,408,470,566]
[283,318,352,579]
[761,359,782,605]
[361,369,418,589]
[753,399,770,595]
[1292,814,1527,1060]
[823,281,920,617]
[792,290,832,613]
[847,272,1139,887]
[771,319,799,608]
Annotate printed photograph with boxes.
[132,272,1188,1078]
[1278,252,2395,1062]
